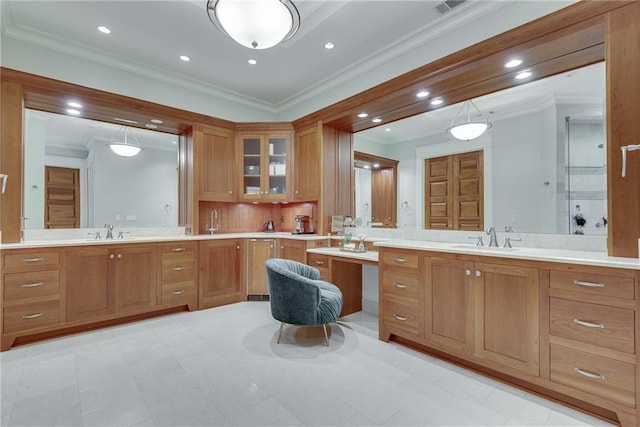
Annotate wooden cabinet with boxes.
[548,267,637,414]
[292,124,321,201]
[66,244,156,321]
[247,238,276,295]
[238,132,290,201]
[199,239,244,309]
[157,242,197,309]
[278,238,307,263]
[2,248,63,349]
[195,124,236,201]
[307,253,330,281]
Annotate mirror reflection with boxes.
[355,62,606,235]
[23,110,179,230]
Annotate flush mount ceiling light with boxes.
[109,126,142,157]
[446,99,492,141]
[206,0,300,50]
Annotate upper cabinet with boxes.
[292,124,322,202]
[238,132,291,201]
[195,124,236,201]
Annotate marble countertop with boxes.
[306,247,379,263]
[373,239,640,270]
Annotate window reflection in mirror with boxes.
[354,151,398,228]
[23,110,179,230]
[355,61,606,235]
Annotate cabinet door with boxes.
[196,125,235,201]
[199,239,244,309]
[278,238,307,264]
[293,125,321,201]
[240,135,264,200]
[247,239,276,295]
[240,133,290,201]
[265,135,289,200]
[114,245,156,313]
[424,257,474,353]
[67,247,113,321]
[474,262,539,376]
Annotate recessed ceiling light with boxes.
[515,70,533,80]
[372,118,382,123]
[248,59,257,65]
[114,117,138,124]
[372,163,380,168]
[416,90,429,98]
[505,59,523,68]
[145,124,158,129]
[66,109,81,116]
[150,119,163,124]
[180,55,190,62]
[385,128,391,132]
[67,101,82,108]
[430,98,444,106]
[357,112,368,118]
[97,26,111,34]
[363,165,371,169]
[324,42,335,50]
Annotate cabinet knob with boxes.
[23,257,44,263]
[22,312,44,320]
[117,253,122,259]
[229,190,232,194]
[295,190,299,194]
[172,247,186,252]
[22,282,44,288]
[475,270,481,277]
[171,290,185,295]
[109,254,115,259]
[236,246,240,250]
[172,266,184,271]
[465,269,472,276]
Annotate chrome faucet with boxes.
[104,224,114,239]
[486,226,498,247]
[206,209,219,235]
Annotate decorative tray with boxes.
[339,246,366,253]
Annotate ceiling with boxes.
[2,0,511,110]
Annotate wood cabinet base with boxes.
[386,332,635,427]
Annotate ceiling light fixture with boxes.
[66,109,81,116]
[515,70,533,80]
[150,119,163,124]
[206,0,300,50]
[430,98,444,106]
[67,101,82,108]
[97,26,111,34]
[372,118,382,123]
[109,126,142,157]
[358,113,368,118]
[180,55,191,62]
[446,99,492,141]
[504,58,523,68]
[248,58,257,65]
[324,42,335,50]
[416,90,429,98]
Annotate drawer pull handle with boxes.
[393,314,407,321]
[172,248,186,252]
[172,266,184,271]
[314,261,325,265]
[574,367,605,381]
[22,312,44,320]
[23,257,44,263]
[171,290,185,295]
[393,283,407,289]
[393,257,407,263]
[22,282,44,288]
[573,319,605,329]
[573,280,605,288]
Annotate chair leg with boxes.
[323,324,329,346]
[277,322,285,344]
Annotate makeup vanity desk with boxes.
[306,247,378,316]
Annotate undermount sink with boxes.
[450,244,520,252]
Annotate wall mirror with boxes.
[355,61,606,235]
[23,109,179,230]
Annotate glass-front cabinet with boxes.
[239,133,290,201]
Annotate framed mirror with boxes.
[23,110,179,230]
[354,151,398,228]
[355,61,606,235]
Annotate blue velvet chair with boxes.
[265,258,343,346]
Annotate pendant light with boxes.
[109,126,142,157]
[446,99,492,141]
[206,0,300,50]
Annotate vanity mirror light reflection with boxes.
[355,61,606,235]
[23,110,179,231]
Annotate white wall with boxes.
[23,114,46,229]
[93,144,178,228]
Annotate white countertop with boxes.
[374,239,640,270]
[306,247,379,263]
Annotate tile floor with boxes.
[1,302,616,426]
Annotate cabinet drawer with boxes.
[382,270,420,302]
[3,300,60,334]
[550,298,635,354]
[3,270,60,302]
[161,281,196,306]
[161,253,196,282]
[307,254,329,269]
[158,243,197,255]
[550,344,635,407]
[381,251,419,270]
[382,300,421,336]
[4,252,60,270]
[550,270,634,300]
